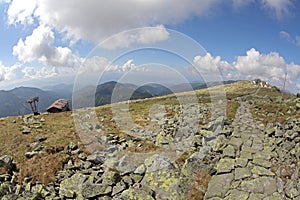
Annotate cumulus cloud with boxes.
[193,53,233,74]
[13,25,81,67]
[235,48,286,81]
[193,48,300,92]
[5,0,296,47]
[280,31,300,47]
[22,66,57,79]
[7,0,220,45]
[234,48,300,90]
[0,62,23,81]
[0,60,58,83]
[7,0,37,25]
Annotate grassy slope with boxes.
[0,80,299,184]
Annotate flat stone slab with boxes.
[235,158,249,167]
[235,168,251,180]
[240,177,277,195]
[228,137,243,149]
[224,189,249,200]
[252,158,272,168]
[217,158,235,173]
[223,145,235,157]
[205,173,234,199]
[251,166,275,176]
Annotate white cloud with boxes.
[193,53,233,74]
[192,48,300,92]
[0,60,58,83]
[7,0,37,25]
[79,56,111,74]
[7,0,220,45]
[101,25,170,49]
[280,31,292,41]
[0,0,11,4]
[234,48,300,90]
[22,66,57,79]
[261,0,294,19]
[231,0,295,19]
[235,48,286,81]
[13,25,81,68]
[5,0,296,54]
[280,30,300,47]
[0,62,23,81]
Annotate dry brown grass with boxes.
[186,172,211,200]
[18,153,69,185]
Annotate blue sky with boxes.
[0,0,299,92]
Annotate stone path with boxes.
[205,100,300,200]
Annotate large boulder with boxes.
[0,155,15,174]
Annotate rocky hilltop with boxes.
[0,80,299,199]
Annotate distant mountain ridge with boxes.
[0,80,237,117]
[0,87,61,117]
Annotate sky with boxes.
[0,0,300,93]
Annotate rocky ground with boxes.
[0,81,299,199]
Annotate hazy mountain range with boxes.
[0,80,236,117]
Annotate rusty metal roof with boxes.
[47,99,69,111]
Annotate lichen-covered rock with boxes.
[82,184,112,198]
[59,173,89,198]
[240,177,277,195]
[223,145,235,157]
[234,168,251,180]
[102,170,121,186]
[216,158,235,173]
[205,173,234,199]
[251,166,275,176]
[182,152,215,178]
[142,154,189,199]
[0,155,15,174]
[119,186,154,200]
[224,189,249,200]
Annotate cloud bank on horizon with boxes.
[0,0,300,92]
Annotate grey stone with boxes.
[59,173,89,198]
[120,186,154,200]
[25,151,38,159]
[112,181,126,196]
[240,177,277,194]
[223,145,235,157]
[252,158,272,168]
[217,158,235,173]
[251,166,275,176]
[205,173,234,199]
[130,174,143,183]
[234,168,251,180]
[87,154,105,165]
[102,170,121,186]
[240,151,252,160]
[82,184,112,198]
[68,142,78,150]
[22,126,31,134]
[78,153,87,160]
[235,158,248,168]
[35,136,47,142]
[144,154,172,173]
[224,189,249,200]
[134,164,146,175]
